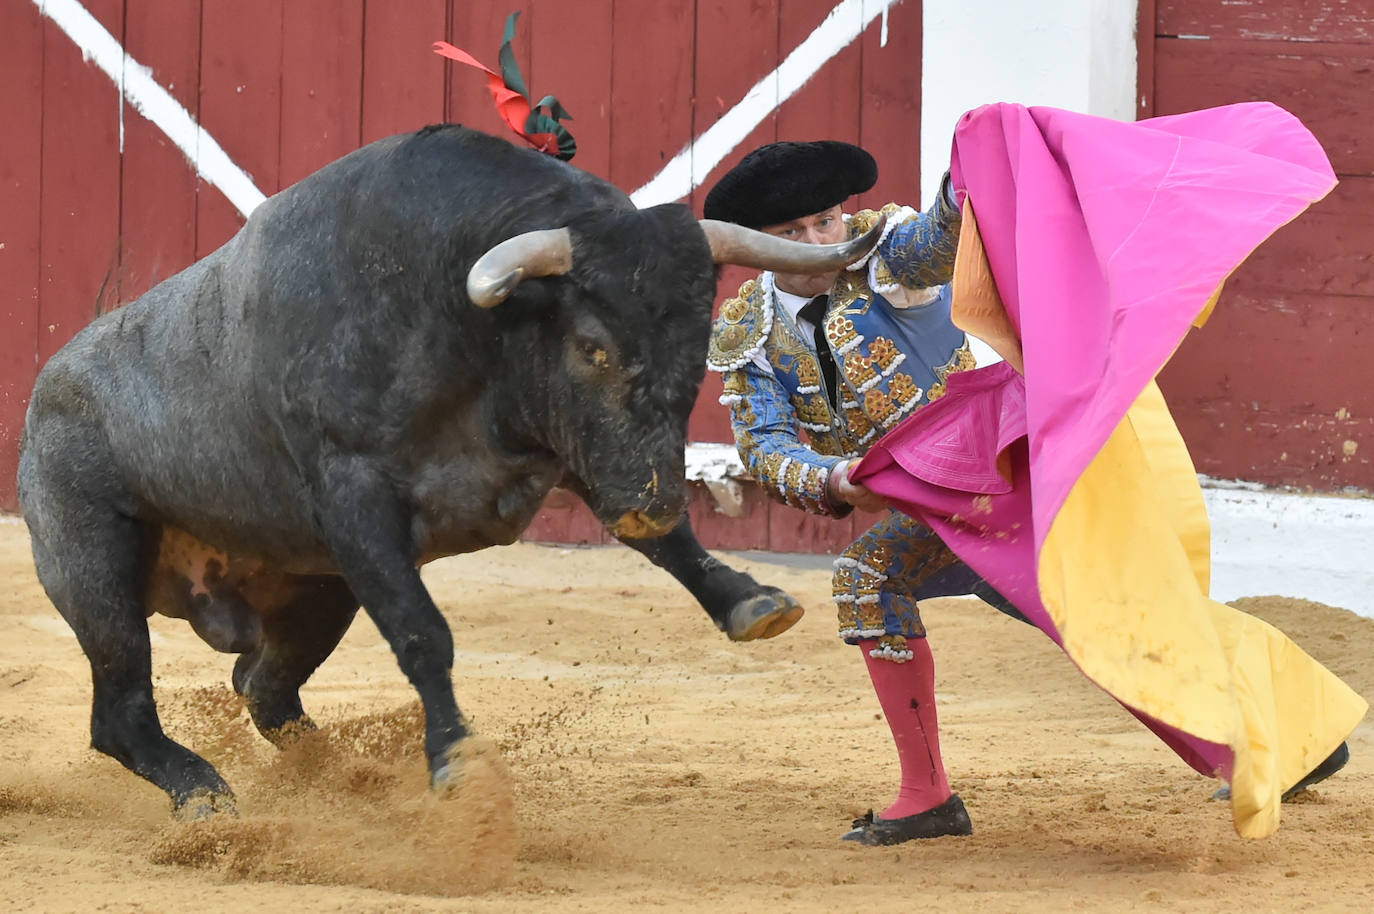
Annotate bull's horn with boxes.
[698,213,886,272]
[466,227,575,308]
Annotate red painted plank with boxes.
[0,1,44,512]
[767,495,856,554]
[686,0,780,444]
[1169,405,1372,492]
[447,0,534,142]
[530,0,613,182]
[197,0,284,257]
[521,487,608,546]
[281,0,365,188]
[857,0,922,211]
[687,480,772,551]
[1158,0,1374,43]
[1138,0,1156,119]
[1159,287,1374,490]
[119,0,201,308]
[776,0,862,147]
[690,0,780,213]
[38,0,123,367]
[361,0,449,144]
[1154,37,1374,176]
[1220,176,1374,300]
[607,0,696,195]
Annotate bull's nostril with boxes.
[611,509,675,540]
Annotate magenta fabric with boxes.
[855,362,1231,779]
[850,102,1337,781]
[943,102,1336,556]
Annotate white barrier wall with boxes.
[920,0,1139,206]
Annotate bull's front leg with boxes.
[311,456,470,786]
[613,513,804,641]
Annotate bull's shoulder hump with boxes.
[707,276,770,373]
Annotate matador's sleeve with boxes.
[719,362,851,517]
[707,277,851,517]
[846,179,962,292]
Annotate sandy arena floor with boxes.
[1,516,1371,913]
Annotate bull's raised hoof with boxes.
[607,513,806,641]
[723,589,804,641]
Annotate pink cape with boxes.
[852,102,1339,789]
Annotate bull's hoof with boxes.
[428,735,510,795]
[172,787,238,821]
[724,589,804,641]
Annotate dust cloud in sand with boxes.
[1,519,1370,912]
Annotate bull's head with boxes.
[469,207,885,539]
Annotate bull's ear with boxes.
[698,214,886,273]
[467,228,574,307]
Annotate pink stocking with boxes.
[859,637,952,819]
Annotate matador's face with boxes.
[760,203,847,298]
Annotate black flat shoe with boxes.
[841,794,973,845]
[1212,741,1350,802]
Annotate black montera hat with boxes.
[703,141,878,228]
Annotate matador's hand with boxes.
[827,460,888,513]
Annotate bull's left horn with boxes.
[466,228,575,308]
[698,214,886,272]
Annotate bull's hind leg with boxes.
[21,468,234,817]
[233,575,359,744]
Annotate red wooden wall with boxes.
[0,0,922,554]
[1148,0,1374,491]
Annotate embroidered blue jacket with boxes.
[706,196,974,515]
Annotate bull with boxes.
[17,124,882,816]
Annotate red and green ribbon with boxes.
[434,12,576,161]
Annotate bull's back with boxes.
[22,246,327,564]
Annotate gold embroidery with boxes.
[707,278,769,371]
[717,325,745,349]
[934,343,976,383]
[858,601,884,631]
[795,395,831,427]
[864,387,898,428]
[844,354,879,392]
[872,257,897,289]
[868,337,900,372]
[761,452,786,487]
[889,373,922,408]
[826,314,859,352]
[844,406,873,440]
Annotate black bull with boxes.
[17,124,882,816]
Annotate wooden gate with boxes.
[0,0,923,519]
[1145,0,1374,492]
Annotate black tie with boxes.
[798,294,838,410]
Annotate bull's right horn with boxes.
[467,227,575,308]
[698,214,886,272]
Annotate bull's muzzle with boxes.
[609,509,679,540]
